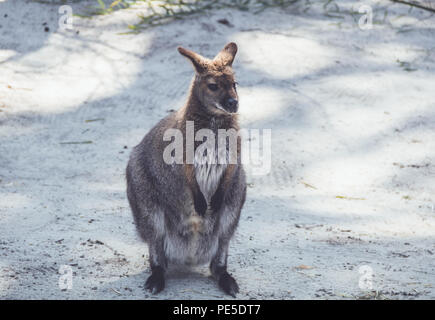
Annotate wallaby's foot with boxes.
[145,267,165,294]
[218,271,239,298]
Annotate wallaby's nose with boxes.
[226,98,238,112]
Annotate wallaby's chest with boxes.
[194,143,227,203]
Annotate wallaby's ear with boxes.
[177,46,208,74]
[214,42,237,67]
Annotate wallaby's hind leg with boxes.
[210,239,239,297]
[145,237,167,294]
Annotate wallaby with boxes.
[126,42,247,297]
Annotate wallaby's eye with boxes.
[207,83,218,91]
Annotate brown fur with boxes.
[126,42,246,297]
[176,43,241,201]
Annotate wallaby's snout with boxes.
[178,42,239,114]
[224,97,238,113]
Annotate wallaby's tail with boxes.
[126,162,144,240]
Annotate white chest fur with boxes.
[194,144,227,203]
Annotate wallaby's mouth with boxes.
[214,102,238,114]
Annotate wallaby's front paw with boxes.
[194,193,208,216]
[210,188,224,212]
[218,272,239,298]
[145,272,165,294]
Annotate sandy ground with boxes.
[0,0,434,299]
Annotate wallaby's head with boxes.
[178,42,239,114]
